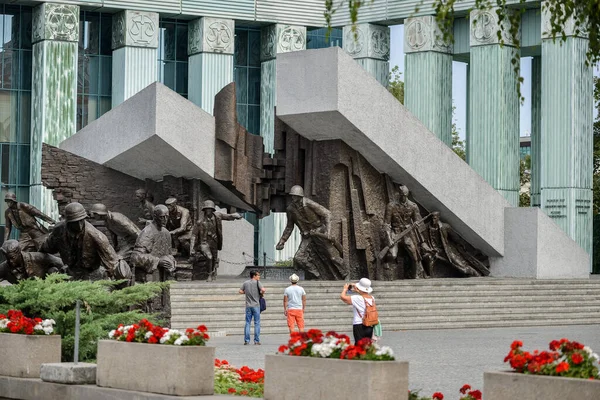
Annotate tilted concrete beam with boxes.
[276,47,508,256]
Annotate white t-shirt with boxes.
[351,295,375,325]
[284,285,306,310]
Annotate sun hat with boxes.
[354,277,373,294]
[289,273,299,283]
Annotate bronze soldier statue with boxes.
[131,205,176,283]
[135,189,154,227]
[39,202,130,282]
[276,185,346,280]
[0,240,64,283]
[382,185,427,279]
[189,200,242,281]
[4,192,56,251]
[88,204,141,264]
[165,197,193,256]
[420,211,490,277]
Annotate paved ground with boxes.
[212,324,600,398]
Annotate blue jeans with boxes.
[244,306,261,343]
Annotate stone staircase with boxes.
[170,278,600,334]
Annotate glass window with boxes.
[307,27,343,49]
[157,19,188,98]
[234,27,261,136]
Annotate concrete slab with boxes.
[490,208,590,278]
[276,47,509,257]
[59,82,252,211]
[40,362,96,385]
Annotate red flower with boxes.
[432,392,444,400]
[459,384,471,394]
[468,390,482,400]
[510,340,523,350]
[571,353,584,365]
[148,336,158,344]
[198,325,208,333]
[556,362,570,373]
[228,388,236,393]
[549,340,561,351]
[278,345,289,353]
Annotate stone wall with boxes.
[41,143,145,220]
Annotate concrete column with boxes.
[342,24,390,87]
[260,24,306,154]
[530,56,541,207]
[259,24,306,263]
[468,9,521,206]
[188,17,234,114]
[111,10,159,107]
[404,16,453,145]
[30,3,79,212]
[540,4,593,261]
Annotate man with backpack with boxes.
[340,278,378,344]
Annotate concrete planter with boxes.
[96,340,214,396]
[264,354,408,400]
[0,333,61,378]
[484,371,600,400]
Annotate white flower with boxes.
[0,319,7,329]
[108,330,116,338]
[42,319,55,328]
[174,335,189,346]
[145,331,153,339]
[374,345,394,357]
[42,326,53,335]
[34,324,43,331]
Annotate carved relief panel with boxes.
[32,3,79,44]
[260,24,306,62]
[470,9,521,47]
[188,17,234,56]
[404,16,452,54]
[343,24,390,60]
[112,10,159,50]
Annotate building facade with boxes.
[0,1,592,270]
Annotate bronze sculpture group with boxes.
[0,191,242,284]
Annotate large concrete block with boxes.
[490,208,589,278]
[484,371,600,400]
[40,362,96,384]
[276,47,508,257]
[59,82,251,212]
[264,355,408,400]
[219,211,254,276]
[96,340,214,396]
[0,333,61,378]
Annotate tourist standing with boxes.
[239,270,266,345]
[340,278,376,344]
[283,273,306,333]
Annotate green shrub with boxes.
[0,274,169,362]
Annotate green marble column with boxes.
[259,24,306,263]
[540,5,593,260]
[188,17,234,114]
[404,16,453,145]
[112,10,159,107]
[530,56,541,208]
[30,3,79,212]
[342,24,390,87]
[468,9,521,206]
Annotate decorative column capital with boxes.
[188,17,234,56]
[343,23,390,60]
[32,3,79,44]
[260,24,306,62]
[470,8,521,47]
[541,2,587,39]
[112,10,159,50]
[404,16,452,54]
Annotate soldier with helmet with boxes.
[88,203,141,263]
[0,239,63,283]
[382,185,427,279]
[190,200,242,281]
[135,189,154,227]
[3,192,56,251]
[39,202,130,281]
[276,185,347,280]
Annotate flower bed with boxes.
[214,359,264,398]
[265,330,406,400]
[0,310,60,378]
[484,339,600,400]
[97,319,214,396]
[408,384,482,400]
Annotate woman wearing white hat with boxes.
[340,278,376,344]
